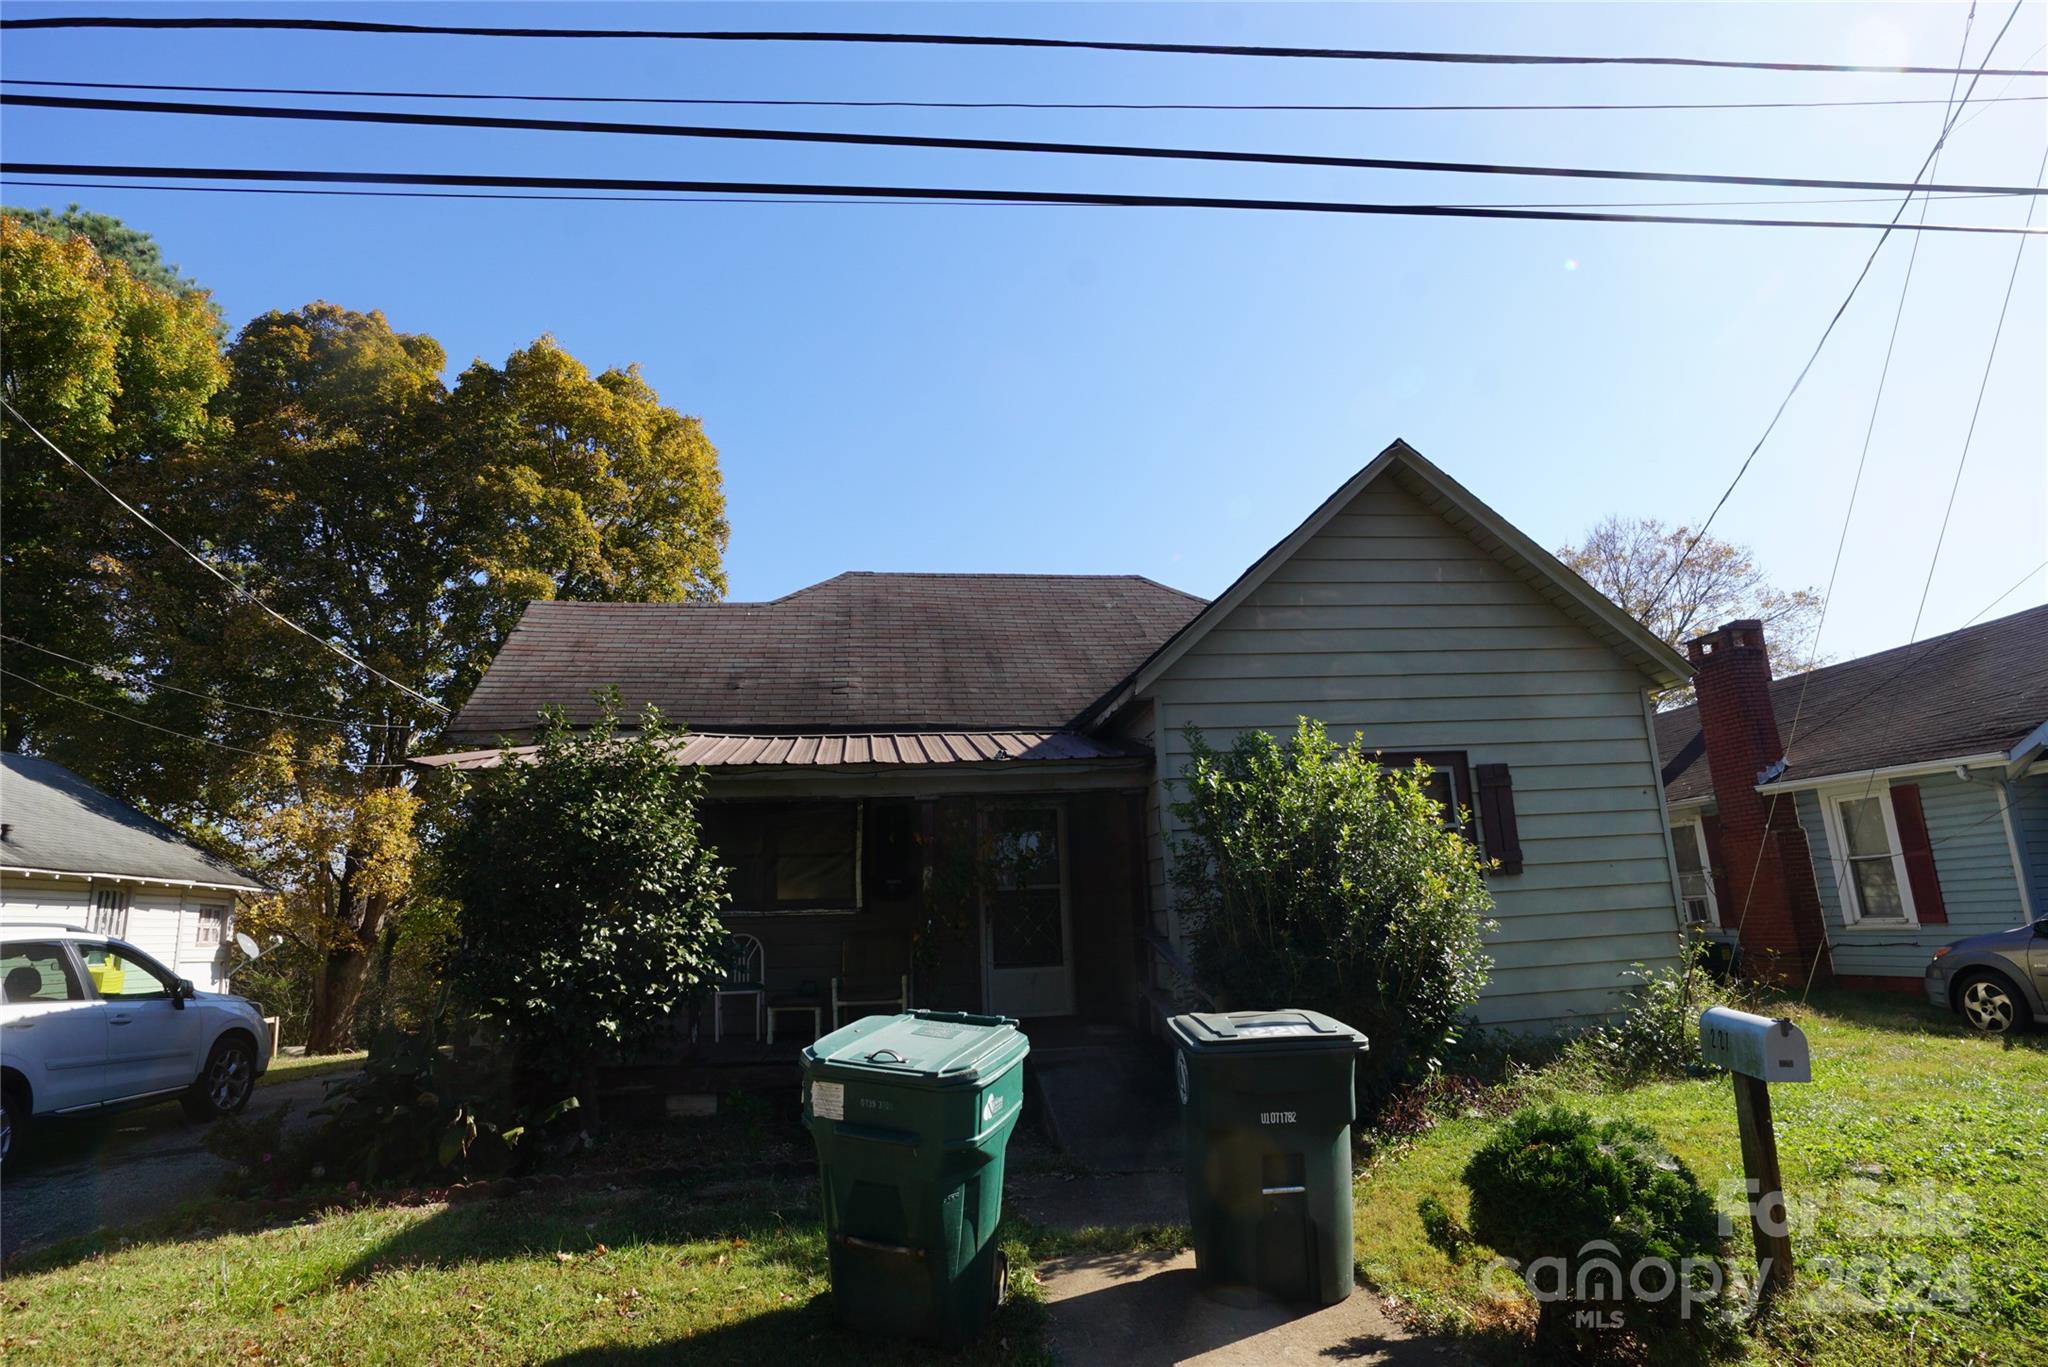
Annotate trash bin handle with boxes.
[864,1047,907,1064]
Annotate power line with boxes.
[1781,1,1979,767]
[4,15,2044,78]
[10,76,2048,115]
[0,633,413,730]
[5,177,2013,214]
[12,92,2047,200]
[0,668,413,768]
[0,399,450,716]
[10,164,2046,236]
[1908,143,2047,643]
[1639,0,2030,625]
[1690,2,2016,995]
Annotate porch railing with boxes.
[1140,928,1214,1024]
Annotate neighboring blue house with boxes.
[1656,606,2047,993]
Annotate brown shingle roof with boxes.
[448,572,1207,743]
[1658,603,2048,802]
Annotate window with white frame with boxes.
[1671,821,1718,926]
[88,888,130,937]
[195,904,227,947]
[1822,789,1916,925]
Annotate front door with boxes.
[982,805,1075,1017]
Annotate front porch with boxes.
[692,781,1154,1035]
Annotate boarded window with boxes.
[703,802,862,912]
[89,888,130,938]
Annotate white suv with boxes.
[1,922,271,1164]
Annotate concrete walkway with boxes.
[1041,1249,1453,1366]
[1014,1169,1456,1366]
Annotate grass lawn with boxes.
[1353,990,2048,1366]
[0,1111,1177,1365]
[0,1180,1176,1365]
[259,1049,369,1089]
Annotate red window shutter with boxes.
[1701,812,1735,914]
[1474,764,1523,875]
[1888,783,1948,924]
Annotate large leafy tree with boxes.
[0,203,203,296]
[5,278,729,1049]
[1557,515,1823,705]
[189,304,728,1050]
[0,213,229,758]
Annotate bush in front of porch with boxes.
[1171,719,1497,1110]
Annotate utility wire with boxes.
[2,177,2013,214]
[1,668,414,769]
[10,76,2048,115]
[1638,0,2029,625]
[10,164,2045,235]
[1692,3,2010,995]
[0,399,450,716]
[1907,143,2046,646]
[4,15,2044,78]
[12,92,2046,200]
[1790,0,1983,1012]
[0,633,413,730]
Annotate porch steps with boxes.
[1026,1022,1181,1174]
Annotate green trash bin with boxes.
[800,1009,1030,1345]
[1168,1009,1369,1305]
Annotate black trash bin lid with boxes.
[1166,1009,1369,1055]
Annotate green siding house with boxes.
[433,440,1694,1037]
[1656,606,2047,995]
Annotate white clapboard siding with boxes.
[1145,471,1681,1031]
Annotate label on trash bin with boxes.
[1237,1023,1316,1038]
[811,1080,846,1120]
[912,1023,966,1040]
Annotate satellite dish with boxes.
[235,932,263,959]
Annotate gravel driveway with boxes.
[1,1070,351,1262]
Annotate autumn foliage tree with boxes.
[196,304,729,1050]
[1557,515,1822,705]
[0,213,228,761]
[4,210,730,1053]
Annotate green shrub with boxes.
[1571,940,1749,1085]
[442,693,729,1102]
[1170,720,1495,1108]
[1463,1105,1725,1361]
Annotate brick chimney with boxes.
[1686,620,1830,985]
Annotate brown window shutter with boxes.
[1701,812,1735,913]
[1888,783,1947,924]
[1474,763,1523,875]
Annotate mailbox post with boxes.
[1699,1007,1811,1301]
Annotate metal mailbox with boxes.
[1699,1006,1811,1083]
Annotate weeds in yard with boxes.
[1352,993,2048,1367]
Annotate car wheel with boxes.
[183,1035,257,1120]
[1955,971,2023,1035]
[1,1086,21,1167]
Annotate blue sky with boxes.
[3,2,2043,669]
